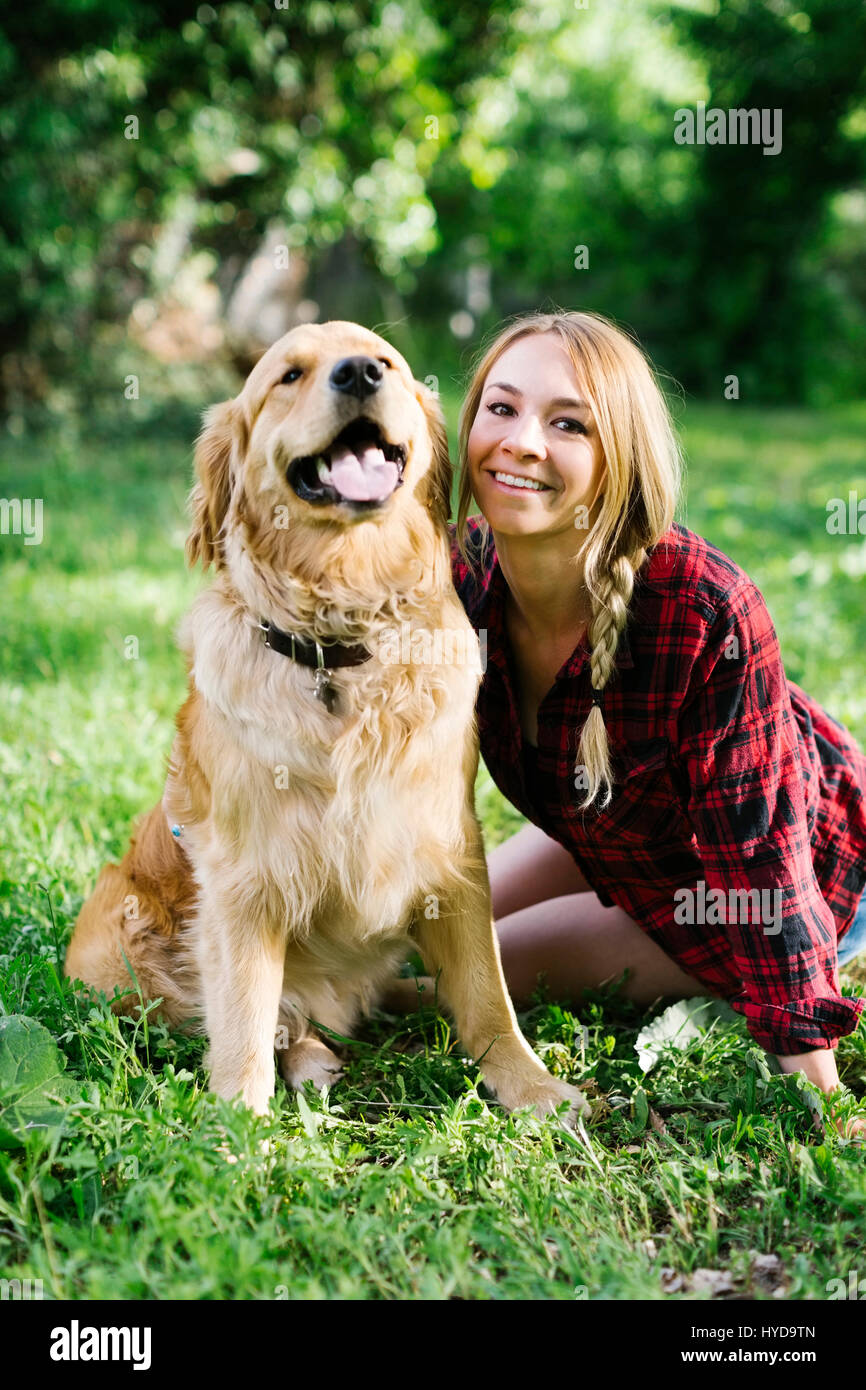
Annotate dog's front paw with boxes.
[528,1078,591,1129]
[494,1074,591,1129]
[278,1037,343,1091]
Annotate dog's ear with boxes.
[415,380,453,528]
[186,399,240,570]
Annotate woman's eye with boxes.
[487,402,586,434]
[281,367,303,384]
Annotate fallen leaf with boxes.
[636,998,740,1073]
[691,1268,736,1296]
[649,1106,668,1136]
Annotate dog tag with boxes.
[314,668,338,713]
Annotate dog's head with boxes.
[186,321,451,573]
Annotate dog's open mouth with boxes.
[287,418,408,508]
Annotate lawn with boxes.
[1,393,865,1301]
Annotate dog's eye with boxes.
[281,367,303,384]
[377,357,393,370]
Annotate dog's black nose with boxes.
[329,356,383,400]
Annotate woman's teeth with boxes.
[493,471,549,491]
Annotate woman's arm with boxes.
[775,1048,840,1089]
[774,1049,866,1138]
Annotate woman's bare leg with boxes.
[487,822,595,918]
[381,821,707,1012]
[492,893,707,1008]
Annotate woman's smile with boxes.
[485,468,556,495]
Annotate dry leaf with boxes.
[649,1106,668,1136]
[691,1268,736,1296]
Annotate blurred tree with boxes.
[0,1,200,401]
[664,0,866,400]
[0,0,518,407]
[1,0,864,411]
[410,0,866,403]
[407,1,706,386]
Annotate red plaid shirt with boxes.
[450,516,866,1055]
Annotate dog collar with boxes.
[258,618,373,712]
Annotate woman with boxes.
[387,309,866,1132]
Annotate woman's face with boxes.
[466,333,606,537]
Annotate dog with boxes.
[65,321,588,1125]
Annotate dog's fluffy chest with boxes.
[171,589,481,938]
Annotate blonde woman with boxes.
[385,309,866,1134]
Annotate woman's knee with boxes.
[488,822,592,920]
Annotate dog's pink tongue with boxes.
[327,441,398,501]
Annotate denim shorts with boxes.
[838,883,866,966]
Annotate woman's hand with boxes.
[773,1048,866,1140]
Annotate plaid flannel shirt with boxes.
[449,516,866,1055]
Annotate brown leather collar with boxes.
[258,619,373,670]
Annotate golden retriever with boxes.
[65,321,587,1125]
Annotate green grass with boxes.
[1,397,865,1301]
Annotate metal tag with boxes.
[314,668,338,713]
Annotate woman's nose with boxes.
[501,413,546,457]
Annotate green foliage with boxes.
[664,0,866,399]
[2,1,865,411]
[0,1016,82,1148]
[0,0,515,406]
[413,0,866,403]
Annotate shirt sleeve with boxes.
[674,579,865,1055]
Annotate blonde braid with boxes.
[575,546,646,811]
